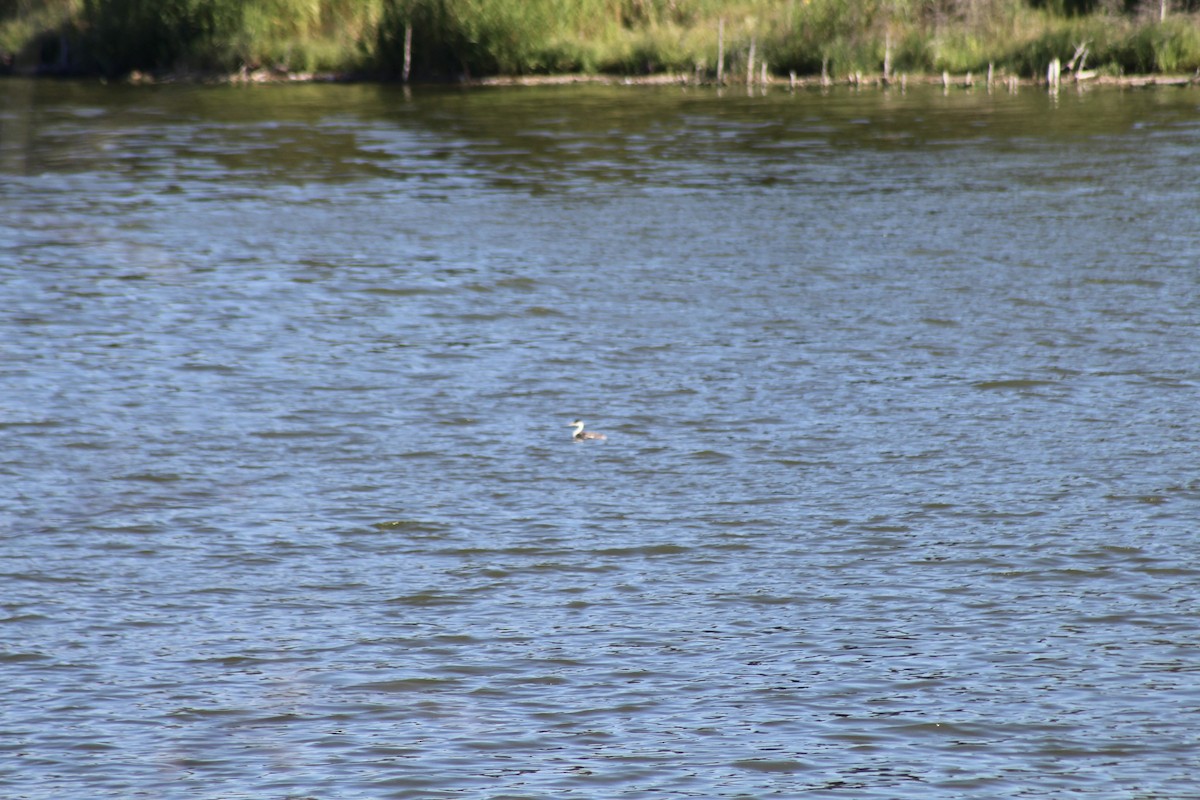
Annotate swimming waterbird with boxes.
[570,420,607,441]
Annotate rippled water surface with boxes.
[3,78,1200,798]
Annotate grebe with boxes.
[570,420,607,441]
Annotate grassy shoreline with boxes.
[3,1,1199,86]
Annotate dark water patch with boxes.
[1105,492,1169,505]
[349,677,464,693]
[385,592,476,607]
[733,757,815,773]
[361,285,448,296]
[592,543,692,558]
[1083,277,1166,289]
[523,305,565,317]
[971,378,1061,390]
[372,518,450,533]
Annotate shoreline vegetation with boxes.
[2,1,1199,89]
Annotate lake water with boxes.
[2,77,1200,798]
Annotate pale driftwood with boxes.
[1067,42,1089,72]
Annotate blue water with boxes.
[2,79,1200,798]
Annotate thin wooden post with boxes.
[402,22,412,83]
[883,33,892,84]
[821,57,831,87]
[716,18,725,85]
[987,62,994,91]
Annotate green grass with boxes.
[2,0,1198,80]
